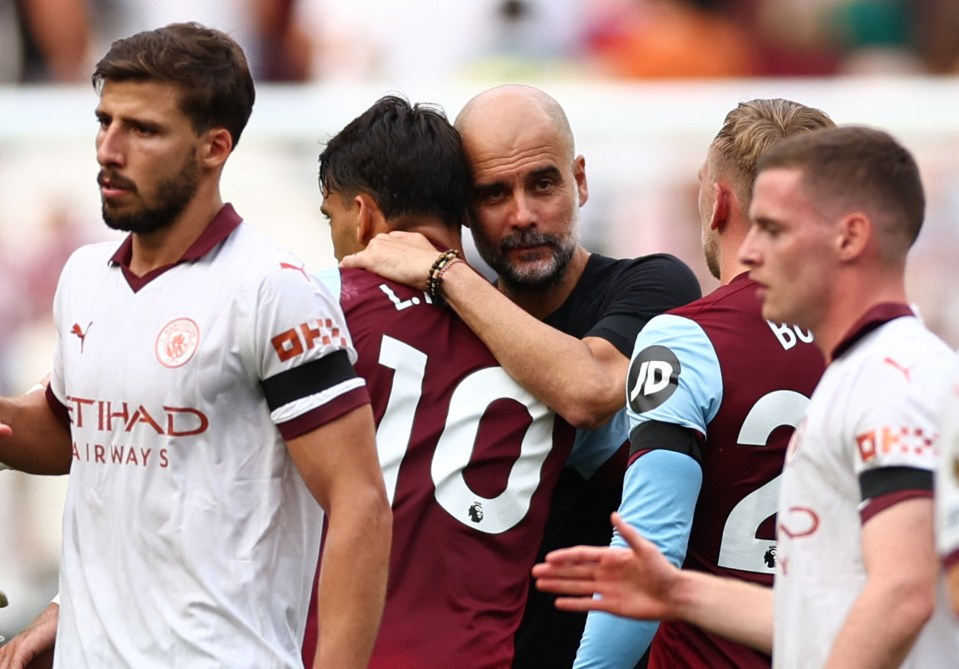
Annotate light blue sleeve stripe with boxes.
[627,314,722,437]
[568,408,629,478]
[573,449,703,668]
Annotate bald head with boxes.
[455,84,576,163]
[452,84,589,301]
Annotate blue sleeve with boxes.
[573,448,703,668]
[626,313,722,439]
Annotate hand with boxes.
[339,231,446,291]
[532,512,681,620]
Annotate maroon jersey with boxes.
[643,275,825,668]
[303,268,575,669]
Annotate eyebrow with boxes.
[527,165,562,183]
[474,165,563,192]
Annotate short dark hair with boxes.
[757,126,925,254]
[92,22,255,148]
[319,95,470,229]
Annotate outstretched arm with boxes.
[286,404,391,669]
[533,513,774,654]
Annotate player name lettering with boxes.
[66,396,209,436]
[72,441,170,468]
[766,321,814,350]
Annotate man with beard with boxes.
[305,93,577,669]
[341,83,701,666]
[0,23,390,669]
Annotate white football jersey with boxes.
[49,208,367,668]
[937,376,959,572]
[774,309,959,668]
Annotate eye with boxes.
[533,177,555,192]
[476,184,507,204]
[132,123,157,137]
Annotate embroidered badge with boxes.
[156,318,200,368]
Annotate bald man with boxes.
[343,84,700,667]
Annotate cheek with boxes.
[470,210,500,243]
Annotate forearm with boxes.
[573,450,702,667]
[0,600,58,667]
[671,571,773,654]
[0,394,72,475]
[575,612,657,669]
[312,494,391,669]
[441,262,625,428]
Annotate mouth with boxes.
[97,173,135,199]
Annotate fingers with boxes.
[338,251,364,269]
[554,595,610,613]
[542,545,608,565]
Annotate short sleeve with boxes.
[253,258,368,438]
[626,314,722,443]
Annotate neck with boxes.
[500,246,590,319]
[397,216,463,254]
[130,188,223,276]
[717,216,749,285]
[813,267,908,363]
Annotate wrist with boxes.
[426,249,462,301]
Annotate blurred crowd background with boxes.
[2,0,959,642]
[3,0,959,84]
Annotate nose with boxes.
[509,191,535,228]
[96,123,125,168]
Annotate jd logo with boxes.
[627,345,680,413]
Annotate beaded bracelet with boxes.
[427,249,462,299]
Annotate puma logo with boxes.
[279,262,310,282]
[71,321,93,352]
[882,357,913,382]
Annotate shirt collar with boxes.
[831,302,915,360]
[108,204,242,291]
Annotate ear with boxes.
[354,193,386,247]
[710,182,730,232]
[200,128,233,169]
[836,212,870,262]
[573,155,588,206]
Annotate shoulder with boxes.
[62,240,122,271]
[585,252,700,300]
[219,225,335,298]
[589,252,696,281]
[840,317,957,417]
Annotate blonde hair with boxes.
[711,99,834,207]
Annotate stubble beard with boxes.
[101,153,200,235]
[475,228,578,295]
